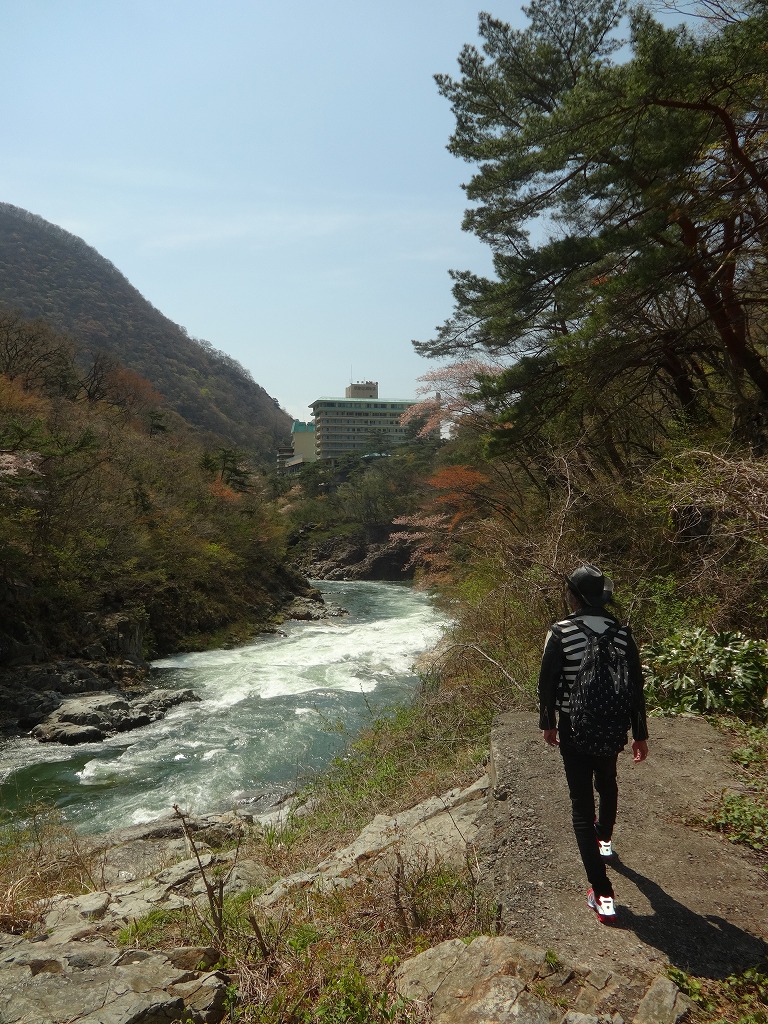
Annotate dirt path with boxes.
[476,712,767,980]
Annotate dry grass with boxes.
[0,804,99,933]
[231,853,490,1023]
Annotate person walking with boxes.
[538,563,649,924]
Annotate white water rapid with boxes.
[0,581,447,834]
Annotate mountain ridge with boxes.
[0,202,290,461]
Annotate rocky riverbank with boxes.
[1,538,411,740]
[293,530,416,581]
[0,588,338,740]
[0,778,687,1024]
[3,713,762,1023]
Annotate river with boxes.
[0,581,447,834]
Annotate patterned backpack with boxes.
[569,622,632,756]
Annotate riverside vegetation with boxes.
[2,0,768,1021]
[0,306,306,661]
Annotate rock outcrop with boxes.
[0,609,148,672]
[257,775,490,908]
[0,938,228,1024]
[0,583,331,738]
[0,660,163,736]
[0,807,285,1024]
[30,689,200,744]
[279,594,347,621]
[298,532,416,581]
[0,777,698,1024]
[396,936,692,1024]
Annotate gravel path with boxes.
[476,712,767,980]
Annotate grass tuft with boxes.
[0,803,99,934]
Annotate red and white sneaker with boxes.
[587,888,617,924]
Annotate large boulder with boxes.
[0,662,115,733]
[31,689,200,744]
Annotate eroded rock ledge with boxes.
[0,589,339,740]
[297,532,416,581]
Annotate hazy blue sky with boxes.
[2,1,528,420]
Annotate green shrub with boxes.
[712,790,768,852]
[666,961,768,1022]
[635,576,715,641]
[307,964,410,1024]
[732,727,768,770]
[643,628,768,721]
[722,962,768,1023]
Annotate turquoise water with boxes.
[0,581,446,833]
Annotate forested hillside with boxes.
[0,204,290,461]
[0,308,307,662]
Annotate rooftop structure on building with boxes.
[309,381,416,463]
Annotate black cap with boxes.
[567,563,612,607]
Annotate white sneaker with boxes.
[598,838,613,858]
[587,888,617,924]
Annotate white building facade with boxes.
[309,382,415,462]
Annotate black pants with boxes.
[560,743,618,898]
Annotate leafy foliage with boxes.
[643,628,768,720]
[384,3,768,731]
[283,441,445,563]
[713,789,768,852]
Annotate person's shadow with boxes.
[610,857,767,978]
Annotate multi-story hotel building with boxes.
[309,381,415,463]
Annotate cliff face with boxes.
[294,532,417,582]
